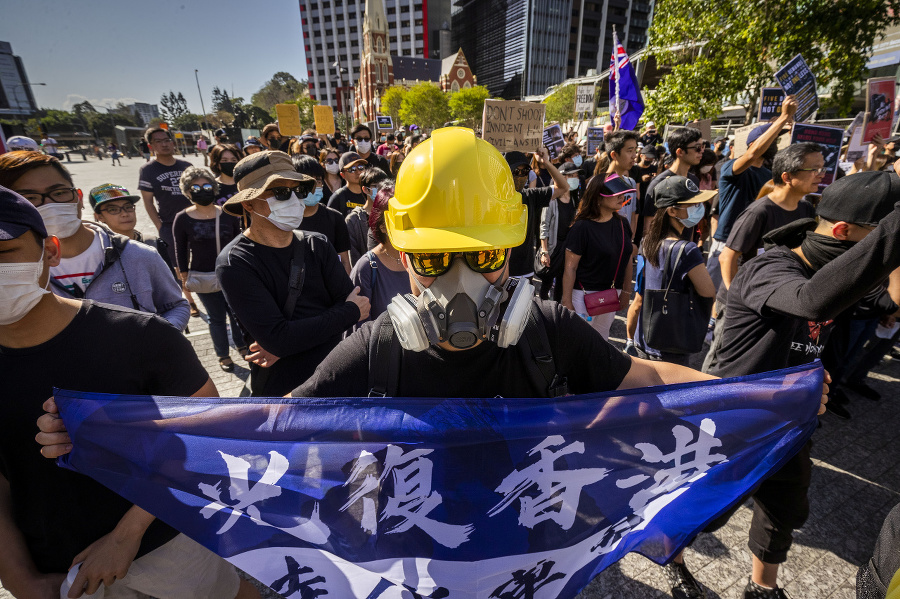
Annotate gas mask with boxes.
[386,254,534,351]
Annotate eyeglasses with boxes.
[343,165,366,173]
[19,187,78,207]
[150,137,172,144]
[407,249,509,277]
[324,158,339,165]
[267,185,307,202]
[190,183,214,194]
[795,167,827,175]
[100,204,136,215]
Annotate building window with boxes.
[337,27,345,34]
[327,42,335,49]
[463,81,471,89]
[312,16,319,23]
[349,26,357,33]
[402,34,411,42]
[387,7,395,14]
[415,34,423,41]
[451,81,460,92]
[377,37,384,53]
[400,4,410,12]
[339,41,346,48]
[316,43,323,50]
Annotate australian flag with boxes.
[609,31,645,131]
[54,363,823,598]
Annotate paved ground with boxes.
[3,154,899,597]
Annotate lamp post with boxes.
[12,82,46,132]
[195,69,211,137]
[332,59,349,130]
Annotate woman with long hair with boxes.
[561,174,637,339]
[319,147,344,206]
[208,143,244,205]
[389,150,405,178]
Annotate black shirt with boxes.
[172,209,241,272]
[300,205,352,254]
[510,186,554,277]
[0,302,208,573]
[566,216,634,289]
[216,233,358,396]
[359,152,390,175]
[322,178,344,206]
[327,187,367,217]
[292,301,632,398]
[137,158,193,224]
[555,200,576,250]
[215,182,239,206]
[725,196,816,263]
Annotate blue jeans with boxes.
[196,291,244,358]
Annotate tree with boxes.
[543,85,576,125]
[380,85,408,127]
[211,87,233,113]
[645,0,900,124]
[172,113,203,131]
[448,85,491,129]
[159,91,190,122]
[399,82,451,132]
[251,72,309,113]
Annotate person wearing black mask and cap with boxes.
[691,170,900,599]
[537,161,581,300]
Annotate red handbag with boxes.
[581,218,625,316]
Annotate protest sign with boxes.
[732,124,756,158]
[575,85,596,118]
[846,112,867,162]
[791,123,843,186]
[686,119,712,142]
[275,103,304,136]
[481,99,545,152]
[758,88,786,122]
[586,127,604,154]
[376,115,394,131]
[313,105,335,135]
[663,124,686,144]
[543,123,565,160]
[774,54,818,122]
[862,77,896,143]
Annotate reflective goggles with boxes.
[407,249,509,277]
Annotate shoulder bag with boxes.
[185,209,222,294]
[582,217,625,316]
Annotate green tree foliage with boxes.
[172,113,203,131]
[646,0,900,124]
[448,85,491,128]
[380,85,408,126]
[543,85,576,125]
[399,82,451,132]
[211,87,233,113]
[159,91,190,122]
[251,72,309,113]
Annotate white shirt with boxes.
[51,231,104,294]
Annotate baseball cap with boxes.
[88,183,140,212]
[747,123,772,146]
[244,137,263,149]
[601,173,638,197]
[640,146,658,157]
[222,151,315,216]
[215,128,227,138]
[0,185,48,240]
[653,175,718,208]
[816,171,900,227]
[339,152,368,170]
[6,136,40,152]
[503,151,530,169]
[559,162,582,175]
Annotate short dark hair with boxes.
[558,143,581,161]
[351,124,373,139]
[604,130,639,156]
[772,142,823,186]
[292,154,325,180]
[360,166,389,189]
[144,127,171,143]
[261,124,280,138]
[208,144,244,176]
[666,127,702,155]
[0,151,74,189]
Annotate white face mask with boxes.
[567,177,580,190]
[325,163,341,175]
[572,155,583,167]
[37,203,82,238]
[0,248,49,325]
[254,194,304,231]
[356,140,372,154]
[700,165,713,174]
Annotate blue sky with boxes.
[2,0,309,112]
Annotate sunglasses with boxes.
[513,168,530,177]
[354,136,371,142]
[267,185,307,202]
[407,249,509,277]
[324,158,339,165]
[190,183,214,194]
[343,165,366,173]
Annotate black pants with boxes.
[156,221,181,283]
[635,346,691,367]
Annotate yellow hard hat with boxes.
[385,127,527,253]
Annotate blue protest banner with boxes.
[774,54,818,122]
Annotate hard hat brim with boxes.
[387,212,528,253]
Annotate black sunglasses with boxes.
[267,185,307,202]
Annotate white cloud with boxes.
[63,94,141,110]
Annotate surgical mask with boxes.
[0,248,49,325]
[356,140,372,154]
[368,187,378,201]
[219,162,236,177]
[325,163,340,175]
[567,177,580,190]
[572,155,583,167]
[37,203,82,238]
[700,165,713,174]
[677,203,705,228]
[254,194,304,231]
[303,188,323,207]
[192,190,216,206]
[387,255,534,351]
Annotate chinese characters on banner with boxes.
[862,77,896,143]
[774,54,818,123]
[790,123,844,187]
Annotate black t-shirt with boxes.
[137,158,193,224]
[216,233,358,396]
[292,301,632,398]
[300,205,351,254]
[215,182,239,206]
[555,200,576,250]
[0,302,208,573]
[322,178,344,206]
[725,196,816,263]
[566,216,634,289]
[359,152,390,175]
[642,169,700,217]
[172,209,242,272]
[327,187,367,217]
[510,186,554,276]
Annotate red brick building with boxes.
[439,49,477,92]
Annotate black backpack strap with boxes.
[520,301,569,397]
[366,251,378,291]
[283,231,307,319]
[367,311,402,397]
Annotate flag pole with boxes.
[613,26,621,128]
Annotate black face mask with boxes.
[268,137,282,149]
[219,162,235,177]
[192,190,216,206]
[800,232,857,271]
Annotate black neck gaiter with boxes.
[800,232,856,272]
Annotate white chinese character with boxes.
[488,435,611,530]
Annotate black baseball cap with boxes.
[653,175,718,208]
[504,151,530,169]
[817,171,900,227]
[339,152,368,170]
[640,146,657,157]
[559,162,582,175]
[0,185,48,240]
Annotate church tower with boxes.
[354,0,394,123]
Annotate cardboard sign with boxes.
[733,123,791,158]
[586,127,604,155]
[862,77,896,143]
[791,123,843,186]
[686,119,712,142]
[376,115,394,131]
[275,103,304,136]
[758,88,786,122]
[481,99,545,152]
[542,124,565,160]
[313,105,335,135]
[575,85,596,118]
[774,54,818,122]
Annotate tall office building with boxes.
[567,0,654,80]
[0,41,37,119]
[299,0,452,114]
